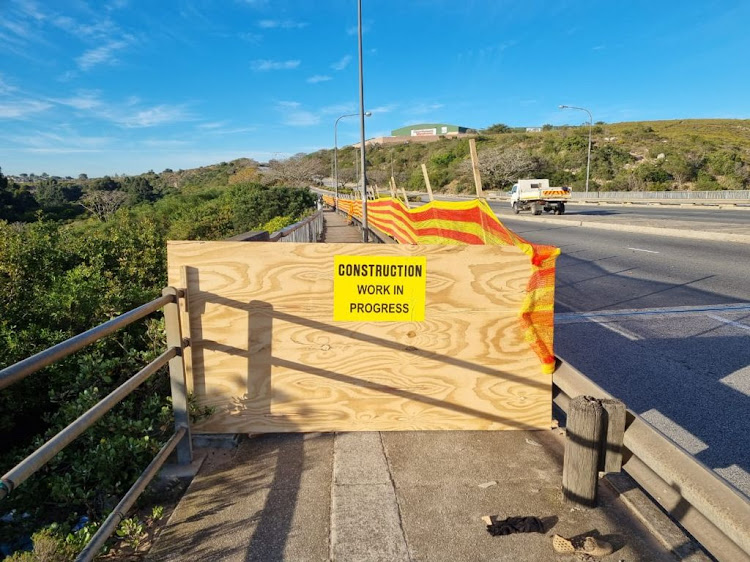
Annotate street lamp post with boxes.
[357,0,368,242]
[559,104,593,194]
[334,111,371,211]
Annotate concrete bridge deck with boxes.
[147,430,700,562]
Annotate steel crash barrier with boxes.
[554,361,750,562]
[0,211,325,561]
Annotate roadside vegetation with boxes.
[0,166,315,560]
[304,118,750,194]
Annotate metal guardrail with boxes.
[0,288,191,562]
[553,361,750,562]
[571,190,750,201]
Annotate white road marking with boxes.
[706,313,750,333]
[627,247,660,254]
[588,317,641,341]
[556,302,750,323]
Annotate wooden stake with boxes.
[421,163,434,201]
[400,186,411,209]
[562,395,603,508]
[469,138,484,199]
[372,183,380,198]
[389,176,397,198]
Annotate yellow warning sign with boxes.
[334,255,426,322]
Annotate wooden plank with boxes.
[421,164,434,201]
[168,241,551,433]
[469,138,484,198]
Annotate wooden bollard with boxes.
[562,395,603,507]
[599,398,626,473]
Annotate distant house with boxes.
[526,127,542,133]
[391,123,470,137]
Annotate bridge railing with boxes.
[571,189,750,201]
[0,288,191,562]
[554,361,750,562]
[227,208,325,243]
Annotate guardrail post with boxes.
[162,287,192,465]
[599,398,626,473]
[562,395,603,507]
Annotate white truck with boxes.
[509,179,572,215]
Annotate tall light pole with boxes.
[357,0,368,242]
[334,111,370,211]
[559,104,593,194]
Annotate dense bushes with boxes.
[0,180,315,558]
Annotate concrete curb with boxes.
[503,214,750,245]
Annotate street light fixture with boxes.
[334,111,371,210]
[559,104,593,194]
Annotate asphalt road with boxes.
[500,217,750,498]
[495,201,750,226]
[426,193,750,226]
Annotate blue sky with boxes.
[2,0,749,177]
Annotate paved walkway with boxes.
[321,209,363,243]
[148,430,702,562]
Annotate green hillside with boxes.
[308,118,750,194]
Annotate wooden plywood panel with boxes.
[167,241,551,433]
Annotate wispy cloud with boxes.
[331,55,352,71]
[117,105,191,128]
[276,101,320,126]
[198,121,226,130]
[593,44,606,51]
[76,37,133,70]
[252,59,300,71]
[320,103,356,115]
[53,91,192,128]
[346,21,370,35]
[406,102,444,115]
[369,104,397,114]
[0,99,52,118]
[307,74,332,84]
[0,74,17,94]
[258,19,307,29]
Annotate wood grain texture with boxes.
[167,241,551,433]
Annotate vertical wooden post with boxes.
[162,286,193,465]
[421,164,434,201]
[599,398,626,473]
[562,395,603,507]
[469,138,484,198]
[389,177,397,198]
[400,186,411,209]
[372,183,380,198]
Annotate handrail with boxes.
[0,348,177,499]
[76,427,187,562]
[553,361,750,562]
[0,293,177,391]
[0,288,191,560]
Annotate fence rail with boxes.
[0,290,191,562]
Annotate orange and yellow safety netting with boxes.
[323,196,559,374]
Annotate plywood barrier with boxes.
[168,241,552,433]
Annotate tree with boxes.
[466,146,539,189]
[80,190,128,220]
[122,176,156,204]
[484,123,511,134]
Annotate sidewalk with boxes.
[321,208,363,243]
[147,430,703,562]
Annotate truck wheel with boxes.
[531,202,542,215]
[512,202,520,214]
[558,203,566,215]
